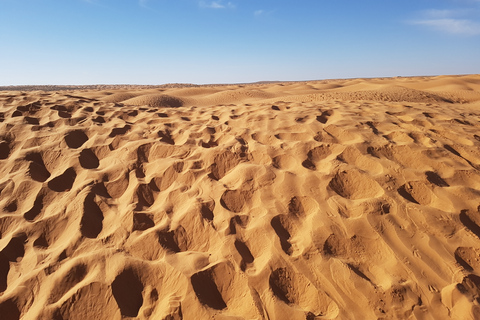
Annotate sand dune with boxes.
[1,75,480,319]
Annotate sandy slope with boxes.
[1,75,480,319]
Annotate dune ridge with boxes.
[1,75,480,319]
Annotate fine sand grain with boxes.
[1,75,480,319]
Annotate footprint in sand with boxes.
[157,226,188,253]
[80,192,104,238]
[302,144,333,170]
[0,141,11,159]
[234,239,255,271]
[220,189,252,213]
[269,266,338,318]
[48,167,76,192]
[316,109,334,124]
[25,152,51,182]
[191,265,227,310]
[0,233,27,293]
[271,215,294,255]
[397,181,434,205]
[112,268,144,317]
[329,169,384,199]
[65,130,89,149]
[132,213,155,232]
[79,148,99,169]
[455,247,480,272]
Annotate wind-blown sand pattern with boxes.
[1,75,480,319]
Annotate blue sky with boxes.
[1,0,479,85]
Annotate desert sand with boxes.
[1,75,480,319]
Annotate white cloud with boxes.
[410,8,480,36]
[411,18,480,35]
[254,9,276,18]
[199,1,235,9]
[424,9,457,19]
[423,8,472,18]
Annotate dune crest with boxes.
[1,75,480,319]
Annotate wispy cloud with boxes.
[253,9,276,18]
[423,9,467,19]
[411,18,480,35]
[199,1,235,9]
[409,8,480,35]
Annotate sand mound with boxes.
[123,94,184,108]
[298,85,454,103]
[101,92,139,103]
[1,74,480,319]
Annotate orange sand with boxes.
[1,75,480,319]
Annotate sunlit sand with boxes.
[1,74,480,319]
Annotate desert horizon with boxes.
[0,73,477,92]
[1,74,480,319]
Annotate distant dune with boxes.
[1,75,480,319]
